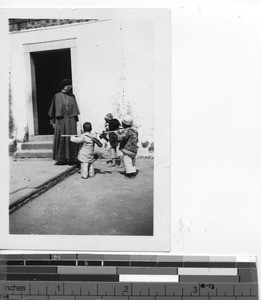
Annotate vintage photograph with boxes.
[2,8,170,251]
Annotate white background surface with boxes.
[0,0,261,287]
[171,0,261,262]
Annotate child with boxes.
[117,115,139,179]
[70,122,102,179]
[100,113,123,167]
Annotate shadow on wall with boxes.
[9,71,14,139]
[142,141,154,153]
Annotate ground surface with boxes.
[9,159,153,236]
[9,158,73,206]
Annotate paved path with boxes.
[9,158,74,206]
[10,159,153,236]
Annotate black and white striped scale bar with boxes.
[0,254,258,299]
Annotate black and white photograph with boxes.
[1,8,171,251]
[1,0,261,296]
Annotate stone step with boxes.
[29,135,53,142]
[13,149,52,159]
[21,141,53,150]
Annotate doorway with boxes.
[31,49,72,135]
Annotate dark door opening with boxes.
[31,49,72,135]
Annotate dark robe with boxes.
[48,92,80,162]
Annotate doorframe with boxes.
[23,38,78,136]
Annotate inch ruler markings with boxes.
[0,254,258,299]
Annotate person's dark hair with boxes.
[83,122,92,132]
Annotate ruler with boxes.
[0,254,258,299]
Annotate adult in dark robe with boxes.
[48,79,80,165]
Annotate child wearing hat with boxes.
[100,113,123,167]
[70,122,102,179]
[117,115,139,179]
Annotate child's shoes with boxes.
[125,172,136,179]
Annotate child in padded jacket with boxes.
[70,122,102,179]
[117,115,139,179]
[100,113,123,167]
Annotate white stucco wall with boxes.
[9,35,28,141]
[9,19,157,156]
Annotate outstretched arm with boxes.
[70,136,84,144]
[93,137,103,148]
